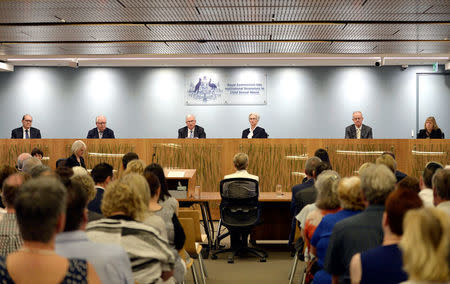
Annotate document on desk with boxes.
[167,171,185,178]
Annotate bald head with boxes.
[2,173,25,208]
[17,153,32,171]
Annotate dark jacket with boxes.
[417,129,444,139]
[242,126,269,139]
[11,127,41,139]
[87,127,115,139]
[66,154,86,169]
[178,125,206,139]
[345,124,373,139]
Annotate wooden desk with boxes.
[179,192,292,244]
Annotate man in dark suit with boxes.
[86,115,115,139]
[11,114,41,139]
[178,114,206,138]
[88,162,114,215]
[345,111,373,139]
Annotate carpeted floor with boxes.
[183,221,306,284]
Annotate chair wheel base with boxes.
[211,254,218,260]
[260,258,266,262]
[227,257,234,263]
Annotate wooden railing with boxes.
[1,139,449,192]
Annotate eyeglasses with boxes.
[96,122,106,125]
[352,117,362,121]
[186,120,195,123]
[23,120,32,123]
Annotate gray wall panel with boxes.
[0,66,448,139]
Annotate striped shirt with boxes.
[86,216,177,284]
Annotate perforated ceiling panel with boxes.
[0,0,448,56]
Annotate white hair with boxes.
[352,111,363,117]
[72,166,88,177]
[95,115,106,123]
[248,113,260,121]
[71,140,87,155]
[185,114,196,121]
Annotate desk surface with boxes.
[178,191,291,202]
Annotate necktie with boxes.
[99,132,103,139]
[25,129,29,139]
[356,128,361,139]
[189,130,193,138]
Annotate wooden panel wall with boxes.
[1,139,449,193]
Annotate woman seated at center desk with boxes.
[224,153,259,182]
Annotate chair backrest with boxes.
[178,217,197,256]
[178,210,202,242]
[219,178,260,228]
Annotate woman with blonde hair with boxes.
[399,207,450,283]
[86,179,176,284]
[417,116,445,139]
[66,140,87,168]
[123,159,145,176]
[311,176,365,284]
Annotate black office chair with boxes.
[211,178,268,263]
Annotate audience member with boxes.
[0,176,100,283]
[396,176,420,194]
[382,151,407,182]
[375,154,396,175]
[72,166,88,177]
[70,174,102,222]
[345,111,373,139]
[143,171,185,250]
[87,115,115,139]
[145,163,179,214]
[10,114,41,139]
[0,174,25,256]
[303,171,341,261]
[419,161,443,207]
[66,140,87,169]
[55,177,133,284]
[89,162,114,215]
[123,159,145,176]
[289,156,321,246]
[357,162,372,175]
[178,114,206,139]
[242,112,269,139]
[29,165,52,178]
[311,176,365,284]
[122,152,139,170]
[86,179,176,284]
[56,158,67,168]
[21,156,42,174]
[0,165,17,208]
[324,164,396,284]
[16,153,31,171]
[30,147,44,160]
[399,208,450,283]
[314,148,332,169]
[350,188,423,284]
[144,171,186,283]
[294,162,331,225]
[432,169,450,215]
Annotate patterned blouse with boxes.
[0,213,23,256]
[0,257,88,283]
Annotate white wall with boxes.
[0,66,447,139]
